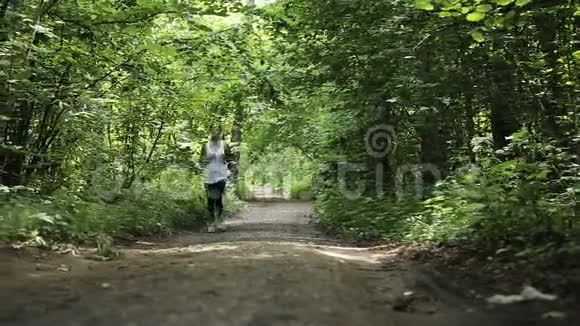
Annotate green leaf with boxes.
[415,0,434,10]
[441,1,462,10]
[35,213,55,224]
[470,30,485,42]
[515,0,531,6]
[438,11,455,17]
[531,168,549,180]
[493,160,518,173]
[465,203,487,211]
[466,12,486,22]
[494,0,514,5]
[30,24,57,38]
[476,4,492,12]
[572,50,580,59]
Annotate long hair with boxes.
[209,124,224,141]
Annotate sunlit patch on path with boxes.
[125,240,402,265]
[128,244,241,255]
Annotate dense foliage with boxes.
[1,0,578,257]
[0,0,256,243]
[254,0,579,251]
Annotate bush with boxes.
[289,177,312,199]
[408,162,577,246]
[0,168,209,244]
[240,146,315,197]
[314,181,421,241]
[407,132,579,247]
[312,131,579,248]
[236,178,254,201]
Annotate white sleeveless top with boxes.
[205,140,229,184]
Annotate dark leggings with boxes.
[206,181,226,220]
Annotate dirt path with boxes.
[0,201,576,326]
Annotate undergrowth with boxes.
[314,131,580,260]
[0,168,244,246]
[289,177,312,199]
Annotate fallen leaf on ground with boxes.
[521,286,557,301]
[136,241,155,246]
[542,311,566,319]
[392,291,416,311]
[57,264,70,272]
[496,248,510,255]
[486,286,557,304]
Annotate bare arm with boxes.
[199,143,208,165]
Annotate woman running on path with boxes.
[201,125,235,233]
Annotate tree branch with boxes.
[54,11,177,29]
[136,119,166,178]
[0,0,10,19]
[41,0,61,16]
[81,49,146,92]
[94,11,177,25]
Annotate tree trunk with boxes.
[0,0,11,19]
[489,58,520,149]
[534,14,567,141]
[1,0,49,186]
[415,48,449,188]
[490,105,519,149]
[230,104,244,195]
[417,117,447,186]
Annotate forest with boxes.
[0,0,578,262]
